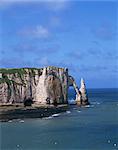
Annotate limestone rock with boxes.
[0,67,89,106]
[75,91,82,106]
[76,78,89,105]
[0,67,68,105]
[35,67,48,104]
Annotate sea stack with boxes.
[75,78,89,106]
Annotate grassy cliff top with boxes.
[0,68,42,85]
[0,66,65,74]
[0,66,66,85]
[0,68,41,74]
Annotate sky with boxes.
[0,0,117,88]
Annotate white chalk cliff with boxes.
[75,78,89,105]
[0,67,89,106]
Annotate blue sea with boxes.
[0,88,118,150]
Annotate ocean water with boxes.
[0,88,118,150]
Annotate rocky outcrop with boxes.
[0,66,89,106]
[75,78,89,106]
[0,67,68,105]
[35,67,68,104]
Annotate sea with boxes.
[0,88,118,150]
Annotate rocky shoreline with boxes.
[0,66,90,122]
[0,104,68,122]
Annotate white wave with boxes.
[69,99,75,101]
[73,108,77,110]
[8,120,12,123]
[16,119,21,121]
[92,102,100,105]
[107,140,111,143]
[77,110,81,113]
[43,116,53,120]
[66,111,71,114]
[19,120,24,123]
[68,99,76,104]
[16,144,20,147]
[113,143,117,147]
[54,142,57,145]
[52,114,60,117]
[85,105,91,108]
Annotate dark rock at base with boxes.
[0,104,68,122]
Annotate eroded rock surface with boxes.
[0,67,89,106]
[0,67,68,105]
[35,67,68,104]
[75,78,89,105]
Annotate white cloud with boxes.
[33,25,49,38]
[19,25,50,39]
[44,0,69,11]
[0,0,69,11]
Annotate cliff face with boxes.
[0,67,68,104]
[0,66,89,105]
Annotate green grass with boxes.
[0,68,43,74]
[0,68,42,86]
[0,68,25,74]
[0,67,65,86]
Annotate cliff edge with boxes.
[0,66,89,106]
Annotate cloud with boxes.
[78,63,118,76]
[44,0,69,11]
[0,55,59,68]
[11,43,60,56]
[0,0,69,12]
[92,24,116,40]
[80,65,108,72]
[87,46,118,60]
[67,51,85,60]
[0,57,32,68]
[19,25,50,39]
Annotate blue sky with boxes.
[0,0,117,88]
